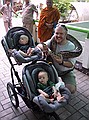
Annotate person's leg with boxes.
[9,19,12,29]
[23,22,33,34]
[61,71,76,94]
[4,21,9,32]
[27,22,33,34]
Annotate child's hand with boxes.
[44,93,49,98]
[27,47,34,56]
[52,91,57,98]
[57,95,65,102]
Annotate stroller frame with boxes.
[1,26,82,120]
[1,27,63,120]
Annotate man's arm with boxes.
[52,55,74,68]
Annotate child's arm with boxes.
[12,9,18,16]
[18,50,28,57]
[0,11,3,15]
[27,47,35,56]
[52,86,58,97]
[38,89,49,98]
[0,6,4,15]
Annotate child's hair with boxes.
[38,70,48,75]
[6,0,11,2]
[20,35,29,41]
[38,70,49,79]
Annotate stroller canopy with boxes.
[5,27,35,49]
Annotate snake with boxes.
[42,34,82,59]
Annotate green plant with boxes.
[53,0,71,17]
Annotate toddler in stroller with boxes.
[2,26,42,64]
[37,70,65,103]
[22,61,71,119]
[1,27,71,120]
[8,34,30,57]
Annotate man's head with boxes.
[54,24,68,44]
[46,0,53,8]
[38,71,49,85]
[19,35,29,45]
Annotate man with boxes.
[32,24,76,94]
[22,0,38,34]
[38,0,60,42]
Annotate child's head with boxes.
[19,35,29,45]
[38,70,49,85]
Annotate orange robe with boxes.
[38,7,60,42]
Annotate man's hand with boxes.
[45,23,53,29]
[49,52,63,64]
[54,55,63,64]
[57,95,65,102]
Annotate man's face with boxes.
[54,26,67,44]
[46,0,53,7]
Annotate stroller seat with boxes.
[1,27,40,64]
[22,61,71,113]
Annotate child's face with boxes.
[38,71,48,85]
[19,35,28,45]
[6,0,10,5]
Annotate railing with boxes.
[65,24,89,38]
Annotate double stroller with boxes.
[1,27,82,120]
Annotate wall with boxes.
[71,2,89,21]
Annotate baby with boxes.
[37,70,64,103]
[17,34,30,57]
[8,34,32,57]
[19,35,29,45]
[8,34,43,59]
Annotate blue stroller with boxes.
[1,27,81,120]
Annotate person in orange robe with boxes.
[38,0,60,42]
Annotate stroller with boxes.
[1,27,79,120]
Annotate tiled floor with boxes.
[0,18,89,120]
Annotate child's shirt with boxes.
[37,80,55,96]
[0,4,12,22]
[37,80,55,90]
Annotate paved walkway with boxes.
[0,18,89,120]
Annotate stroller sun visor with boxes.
[5,27,35,49]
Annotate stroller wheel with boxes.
[7,82,19,108]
